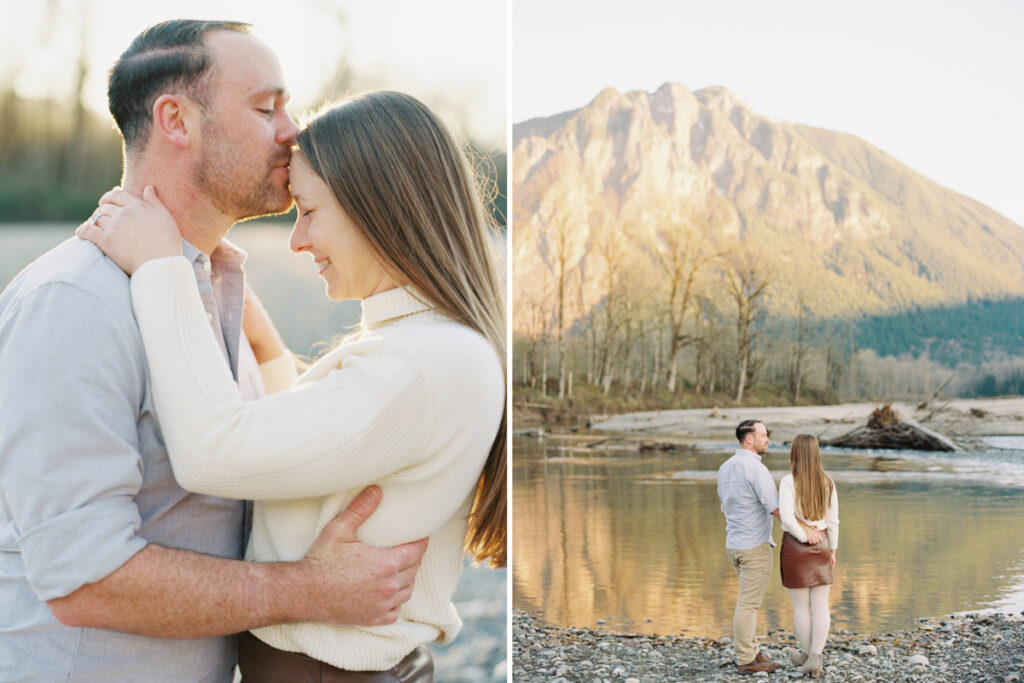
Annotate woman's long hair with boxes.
[296,91,506,567]
[789,434,833,521]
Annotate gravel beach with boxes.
[428,562,507,682]
[513,608,1024,682]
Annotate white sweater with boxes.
[129,257,505,670]
[778,474,839,550]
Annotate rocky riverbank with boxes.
[513,609,1024,682]
[428,563,507,682]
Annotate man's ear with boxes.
[151,94,195,150]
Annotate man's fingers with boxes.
[393,537,429,571]
[392,562,419,592]
[328,486,383,542]
[389,584,415,611]
[375,607,402,626]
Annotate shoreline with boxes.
[513,608,1024,682]
[567,397,1024,445]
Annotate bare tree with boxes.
[787,291,812,402]
[642,194,728,393]
[538,203,589,399]
[724,246,775,403]
[590,211,629,394]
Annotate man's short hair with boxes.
[108,19,251,153]
[735,419,763,443]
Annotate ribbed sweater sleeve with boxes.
[778,475,808,542]
[130,257,434,501]
[825,482,839,550]
[258,350,298,394]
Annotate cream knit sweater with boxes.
[778,474,839,550]
[129,257,505,670]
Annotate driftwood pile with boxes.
[820,404,960,452]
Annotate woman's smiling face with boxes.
[287,151,397,301]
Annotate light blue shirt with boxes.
[0,237,262,682]
[717,448,779,550]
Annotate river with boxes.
[513,433,1024,638]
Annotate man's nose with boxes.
[278,113,300,145]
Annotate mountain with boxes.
[513,83,1024,327]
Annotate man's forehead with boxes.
[205,30,285,89]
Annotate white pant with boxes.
[787,584,830,654]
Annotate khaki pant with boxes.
[726,542,773,666]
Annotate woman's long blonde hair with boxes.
[789,434,833,521]
[295,91,506,567]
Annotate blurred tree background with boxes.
[0,0,506,225]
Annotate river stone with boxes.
[612,666,626,676]
[908,653,929,666]
[717,636,733,646]
[858,644,878,656]
[454,665,487,683]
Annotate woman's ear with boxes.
[151,94,195,150]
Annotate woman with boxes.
[77,91,506,682]
[778,434,839,679]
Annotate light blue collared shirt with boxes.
[717,448,779,550]
[0,237,262,682]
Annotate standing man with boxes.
[0,20,426,682]
[717,419,822,675]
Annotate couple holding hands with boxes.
[718,420,840,678]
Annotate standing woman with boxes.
[78,91,505,681]
[778,434,839,679]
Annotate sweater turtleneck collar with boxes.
[359,287,433,329]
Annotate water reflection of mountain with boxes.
[512,437,1024,636]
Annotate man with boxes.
[716,419,821,675]
[0,20,426,682]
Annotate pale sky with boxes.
[513,0,1024,227]
[1,0,506,147]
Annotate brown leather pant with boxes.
[238,631,434,683]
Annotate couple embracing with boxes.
[0,19,505,682]
[717,420,840,678]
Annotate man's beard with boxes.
[195,119,292,221]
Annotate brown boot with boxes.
[737,658,780,674]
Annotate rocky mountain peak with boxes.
[513,82,1024,322]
